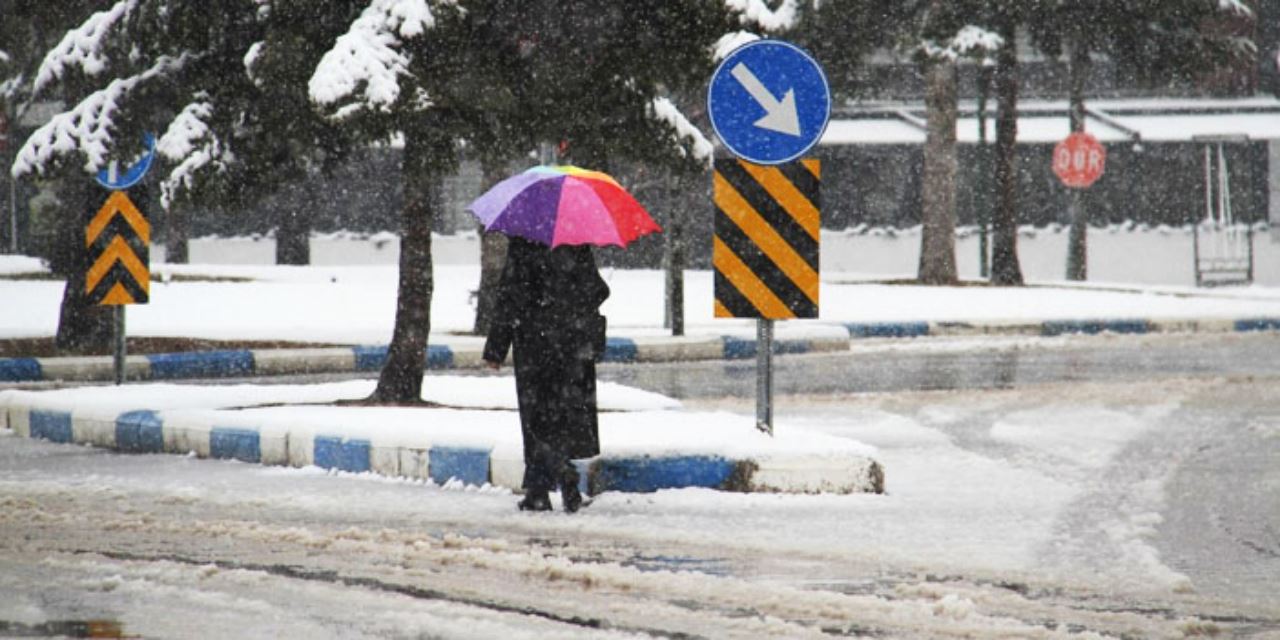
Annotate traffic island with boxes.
[0,381,884,496]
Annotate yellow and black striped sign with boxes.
[714,158,820,319]
[85,190,149,305]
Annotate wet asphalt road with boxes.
[610,330,1280,625]
[598,330,1280,399]
[2,331,1278,636]
[5,330,1278,400]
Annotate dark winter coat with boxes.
[483,237,610,462]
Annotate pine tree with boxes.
[311,0,505,403]
[0,0,99,255]
[10,0,361,351]
[8,0,185,351]
[311,0,737,403]
[238,0,365,265]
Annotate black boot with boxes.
[519,443,558,512]
[517,489,552,512]
[560,462,584,513]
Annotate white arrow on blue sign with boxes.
[707,40,831,166]
[95,133,156,191]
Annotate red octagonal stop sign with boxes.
[1052,132,1106,188]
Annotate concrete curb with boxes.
[3,316,1277,384]
[844,316,1280,339]
[0,331,852,384]
[0,398,884,496]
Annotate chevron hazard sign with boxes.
[714,158,820,319]
[86,190,149,305]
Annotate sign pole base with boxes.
[755,319,774,436]
[113,305,126,385]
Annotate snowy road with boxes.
[601,331,1280,399]
[2,371,1278,637]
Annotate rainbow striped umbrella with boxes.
[467,165,661,248]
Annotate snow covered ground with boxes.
[2,232,1279,636]
[2,229,1279,344]
[2,375,1275,638]
[144,225,1280,287]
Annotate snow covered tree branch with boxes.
[308,0,440,118]
[713,31,759,62]
[243,41,265,87]
[725,0,799,33]
[716,0,799,61]
[157,96,232,209]
[12,54,189,179]
[1218,0,1253,16]
[649,97,713,169]
[33,0,137,96]
[920,25,1003,62]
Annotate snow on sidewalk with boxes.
[0,376,882,495]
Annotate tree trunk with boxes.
[918,56,959,285]
[275,209,311,265]
[472,160,509,336]
[1064,37,1090,282]
[166,200,190,264]
[275,181,311,265]
[371,132,439,403]
[990,15,1025,286]
[54,179,113,353]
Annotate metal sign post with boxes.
[109,161,126,386]
[755,319,773,434]
[1053,132,1106,282]
[113,305,126,385]
[708,40,829,436]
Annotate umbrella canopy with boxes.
[467,165,661,248]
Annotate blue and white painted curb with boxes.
[0,399,884,496]
[3,316,1277,384]
[844,316,1280,339]
[0,329,852,384]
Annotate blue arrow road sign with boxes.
[708,40,831,165]
[95,133,156,190]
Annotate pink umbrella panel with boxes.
[467,165,662,248]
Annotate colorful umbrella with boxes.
[467,165,661,248]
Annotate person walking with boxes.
[483,236,610,513]
[468,164,660,511]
